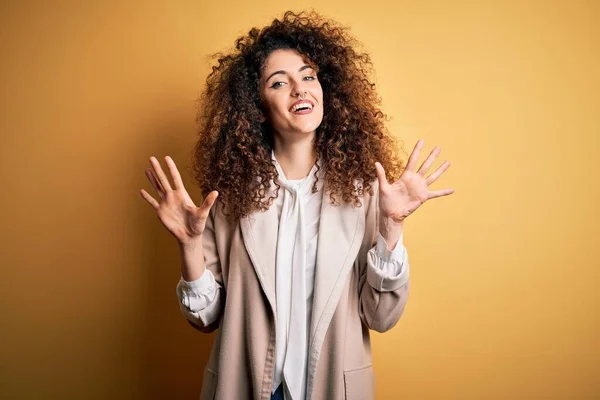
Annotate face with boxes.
[259,49,324,140]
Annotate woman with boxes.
[140,10,453,400]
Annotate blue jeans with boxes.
[271,384,284,400]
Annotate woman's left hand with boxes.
[375,138,454,224]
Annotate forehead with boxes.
[262,49,313,73]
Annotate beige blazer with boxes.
[186,178,411,400]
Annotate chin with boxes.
[294,119,323,134]
[298,124,320,133]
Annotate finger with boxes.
[425,161,451,185]
[149,156,173,192]
[198,191,219,220]
[145,168,165,199]
[427,188,455,199]
[140,189,160,209]
[416,145,441,176]
[165,156,185,191]
[405,138,424,172]
[374,162,389,191]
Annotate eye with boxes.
[304,75,317,81]
[270,81,286,89]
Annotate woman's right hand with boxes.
[140,156,218,247]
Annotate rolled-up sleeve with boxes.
[358,179,411,333]
[174,206,225,333]
[176,268,217,312]
[366,231,410,292]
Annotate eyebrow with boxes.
[265,65,314,84]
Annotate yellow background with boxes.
[1,1,598,399]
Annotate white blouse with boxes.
[176,167,408,400]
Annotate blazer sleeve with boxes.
[175,205,225,333]
[357,180,411,333]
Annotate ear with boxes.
[259,111,266,123]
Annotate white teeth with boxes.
[291,103,313,112]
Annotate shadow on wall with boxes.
[137,119,216,399]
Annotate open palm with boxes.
[140,156,218,246]
[375,139,454,223]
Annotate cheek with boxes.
[261,98,276,117]
[315,86,324,104]
[265,95,287,114]
[262,97,290,124]
[315,90,324,106]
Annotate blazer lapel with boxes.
[307,179,366,392]
[239,176,366,396]
[240,195,279,316]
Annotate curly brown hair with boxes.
[192,10,405,223]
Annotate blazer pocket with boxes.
[344,364,374,400]
[199,367,218,400]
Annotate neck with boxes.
[273,132,317,180]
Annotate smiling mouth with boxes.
[289,101,314,115]
[290,107,313,115]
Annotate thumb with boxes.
[374,162,388,190]
[198,190,219,219]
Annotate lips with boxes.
[289,99,314,113]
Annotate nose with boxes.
[291,80,308,98]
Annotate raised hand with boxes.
[375,138,454,223]
[140,156,218,247]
